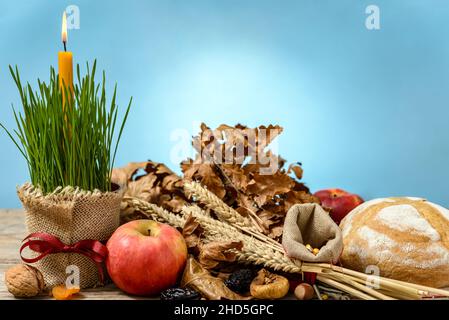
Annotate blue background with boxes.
[1,0,448,208]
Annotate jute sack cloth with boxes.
[17,183,123,289]
[282,203,343,264]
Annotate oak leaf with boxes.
[198,241,243,270]
[181,257,251,300]
[182,214,204,253]
[197,164,226,199]
[287,162,303,180]
[111,161,149,186]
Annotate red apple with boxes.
[106,219,187,296]
[314,189,364,225]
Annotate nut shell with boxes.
[5,264,45,298]
[294,283,314,300]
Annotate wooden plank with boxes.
[0,209,25,261]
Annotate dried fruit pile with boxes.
[116,123,319,241]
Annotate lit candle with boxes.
[58,12,73,94]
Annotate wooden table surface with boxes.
[0,209,147,300]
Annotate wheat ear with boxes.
[128,198,303,273]
[184,181,256,229]
[183,208,303,273]
[183,181,282,249]
[124,196,185,227]
[182,205,283,252]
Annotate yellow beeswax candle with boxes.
[58,51,73,92]
[58,12,73,95]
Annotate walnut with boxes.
[5,264,45,298]
[250,269,289,299]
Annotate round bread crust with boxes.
[340,197,449,288]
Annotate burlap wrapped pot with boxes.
[17,183,124,289]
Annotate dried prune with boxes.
[160,287,201,300]
[224,269,256,293]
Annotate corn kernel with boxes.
[305,244,313,252]
[313,248,320,255]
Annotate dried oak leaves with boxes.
[180,123,319,240]
[113,161,189,221]
[113,123,319,270]
[182,214,243,269]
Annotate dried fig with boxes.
[250,269,289,299]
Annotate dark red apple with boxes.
[314,189,364,225]
[106,220,187,296]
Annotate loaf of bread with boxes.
[340,197,449,288]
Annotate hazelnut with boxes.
[250,269,289,299]
[294,283,314,300]
[5,264,45,298]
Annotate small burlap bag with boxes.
[282,203,343,264]
[17,183,124,289]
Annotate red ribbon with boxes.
[20,232,108,284]
[304,272,317,284]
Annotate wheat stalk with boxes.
[321,273,395,300]
[182,205,283,252]
[313,263,449,298]
[178,204,302,272]
[127,198,304,273]
[317,276,376,300]
[183,181,282,249]
[212,163,266,232]
[124,196,185,227]
[184,181,255,229]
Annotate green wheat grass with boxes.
[1,60,132,193]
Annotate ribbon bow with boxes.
[20,232,108,284]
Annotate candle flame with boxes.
[61,11,67,43]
